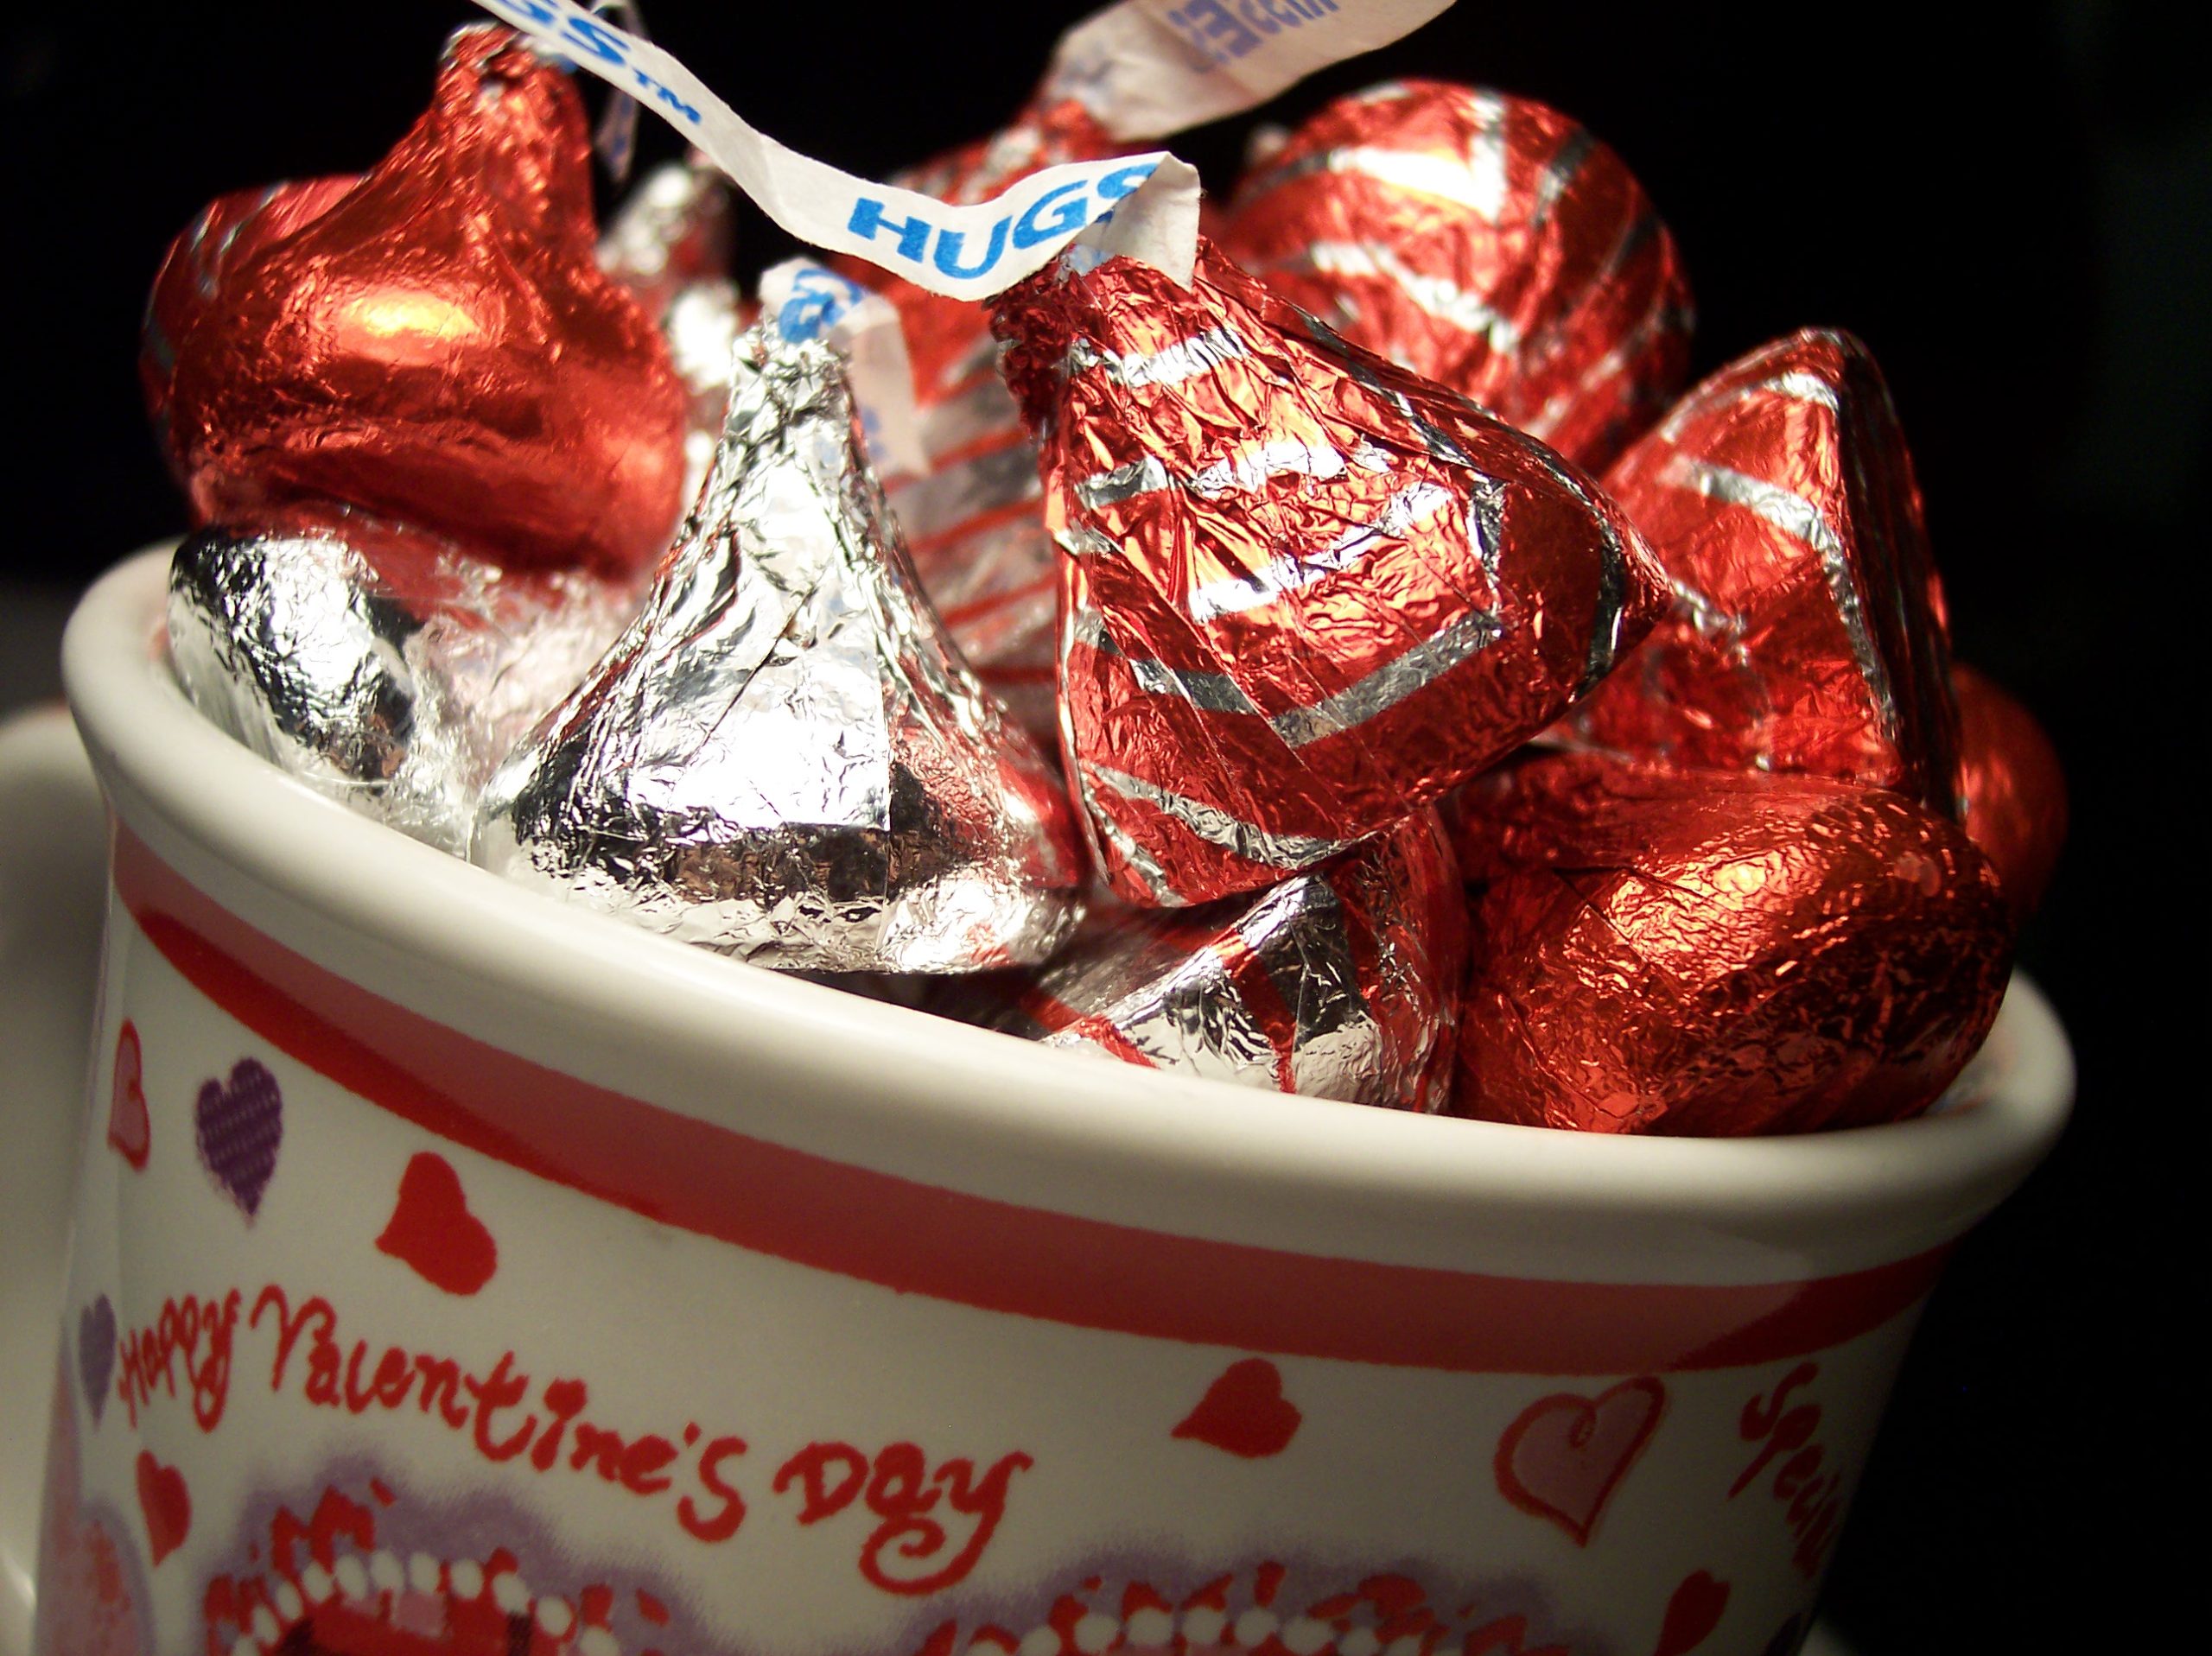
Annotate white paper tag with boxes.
[758,259,930,479]
[1042,0,1457,142]
[470,0,1446,298]
[473,0,1189,299]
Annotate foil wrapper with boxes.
[144,25,688,577]
[991,238,1668,908]
[168,506,633,855]
[1448,751,2010,1135]
[474,329,1084,972]
[839,97,1127,746]
[1562,328,1962,814]
[1954,663,2067,923]
[599,152,734,322]
[942,810,1465,1110]
[1221,80,1693,474]
[601,154,753,502]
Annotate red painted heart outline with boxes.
[106,1021,149,1170]
[1494,1375,1667,1546]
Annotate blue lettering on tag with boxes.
[560,11,627,66]
[1095,161,1160,203]
[933,217,1010,279]
[642,74,702,123]
[1172,0,1262,65]
[486,0,563,26]
[1236,0,1281,36]
[1013,181,1093,250]
[847,198,935,264]
[774,263,868,342]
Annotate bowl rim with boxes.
[64,546,2075,1265]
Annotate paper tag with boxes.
[758,259,929,480]
[471,0,1445,297]
[1041,0,1455,142]
[585,0,643,183]
[472,0,1190,299]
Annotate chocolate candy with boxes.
[1221,80,1693,473]
[946,810,1465,1110]
[168,506,632,855]
[1562,328,1962,814]
[844,97,1125,745]
[601,154,751,502]
[1449,752,2011,1135]
[991,237,1667,908]
[145,25,688,578]
[1953,664,2067,923]
[474,327,1083,972]
[599,151,734,323]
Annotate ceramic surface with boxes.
[7,551,2070,1656]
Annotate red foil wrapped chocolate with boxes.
[1563,328,1962,814]
[144,26,688,577]
[1220,80,1693,473]
[836,98,1126,741]
[1448,752,2011,1135]
[1953,663,2067,923]
[948,809,1465,1110]
[992,238,1668,907]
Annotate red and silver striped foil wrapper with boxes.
[143,26,688,578]
[1220,80,1692,474]
[945,809,1465,1110]
[839,98,1128,743]
[992,238,1668,908]
[1447,751,2010,1135]
[1563,328,1962,814]
[1953,663,2067,923]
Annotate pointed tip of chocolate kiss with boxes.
[991,237,1668,908]
[474,327,1084,973]
[1567,327,1962,815]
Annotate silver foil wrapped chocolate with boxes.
[941,810,1465,1109]
[598,153,733,322]
[168,507,634,855]
[473,328,1084,972]
[600,154,748,501]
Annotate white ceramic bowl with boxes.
[20,549,2069,1656]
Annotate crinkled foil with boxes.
[599,152,734,321]
[883,395,1062,746]
[1448,751,2011,1136]
[474,329,1084,972]
[600,154,753,503]
[1221,80,1693,474]
[836,96,1126,746]
[1953,663,2066,923]
[990,238,1668,908]
[941,810,1465,1110]
[1561,329,1962,814]
[168,507,634,855]
[143,25,686,576]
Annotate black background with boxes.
[3,3,2200,1649]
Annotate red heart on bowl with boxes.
[135,1451,191,1566]
[1172,1358,1302,1458]
[106,1021,149,1170]
[1494,1376,1664,1545]
[376,1152,499,1297]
